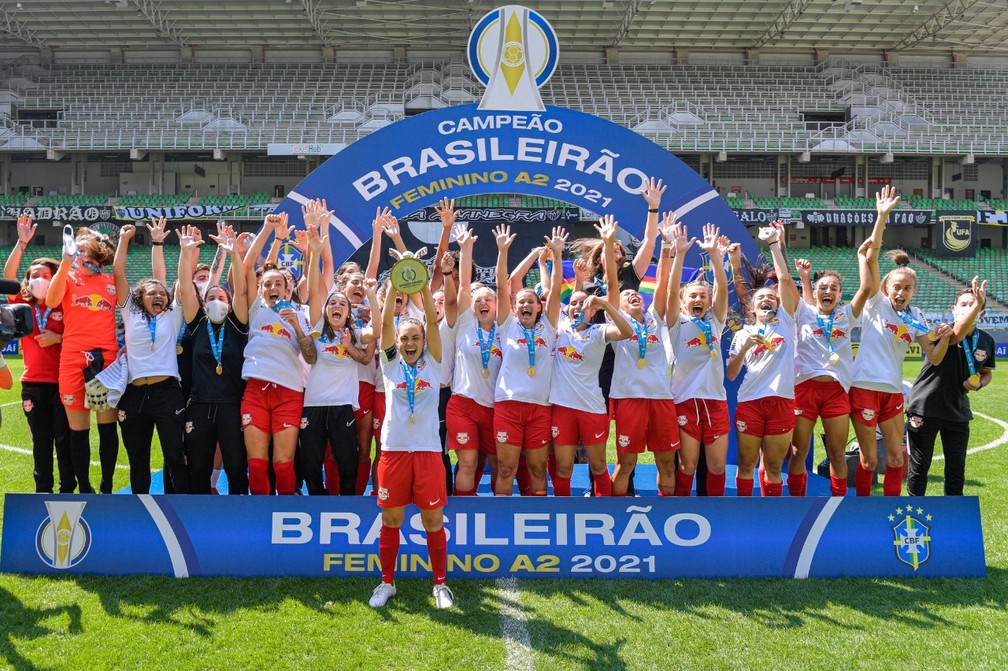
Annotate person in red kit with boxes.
[367,277,452,609]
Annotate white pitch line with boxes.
[0,442,131,470]
[497,576,534,671]
[1,400,21,407]
[933,411,1008,461]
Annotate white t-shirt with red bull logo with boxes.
[609,305,674,400]
[242,296,312,392]
[304,323,361,408]
[549,322,609,414]
[669,310,727,401]
[495,313,556,406]
[852,292,929,394]
[730,307,796,402]
[451,308,502,408]
[379,348,441,452]
[120,295,185,382]
[794,301,860,390]
[438,317,456,388]
[372,301,426,392]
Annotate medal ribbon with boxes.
[519,322,537,369]
[815,311,836,355]
[206,320,225,370]
[146,314,158,349]
[33,304,52,332]
[962,330,979,378]
[400,359,419,418]
[630,315,649,362]
[897,308,928,335]
[176,321,187,351]
[690,316,715,358]
[476,322,496,375]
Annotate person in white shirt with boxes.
[550,217,632,496]
[493,224,566,496]
[337,268,378,494]
[666,222,731,496]
[849,186,953,496]
[726,221,798,496]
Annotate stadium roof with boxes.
[2,0,1006,57]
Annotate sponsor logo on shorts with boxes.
[860,408,876,422]
[593,431,605,440]
[551,426,559,438]
[373,417,381,430]
[117,410,126,422]
[677,415,688,426]
[736,420,747,433]
[377,487,389,501]
[62,394,75,406]
[617,434,630,448]
[908,416,924,429]
[456,432,470,445]
[241,413,252,428]
[185,421,193,433]
[300,417,309,429]
[497,430,509,443]
[22,400,33,413]
[795,408,803,416]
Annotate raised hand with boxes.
[573,257,590,284]
[546,226,569,254]
[857,236,875,263]
[119,223,137,242]
[290,229,309,254]
[372,206,392,236]
[971,275,988,308]
[363,277,378,293]
[146,216,169,244]
[16,213,36,244]
[658,212,679,242]
[697,223,720,253]
[640,177,666,210]
[209,224,237,253]
[594,214,618,246]
[380,213,402,241]
[435,197,457,229]
[237,231,254,250]
[931,322,954,340]
[494,224,515,250]
[340,327,353,348]
[265,212,288,234]
[453,224,476,248]
[176,225,203,249]
[306,224,327,255]
[669,222,697,254]
[716,234,732,257]
[875,184,900,217]
[301,198,332,232]
[440,251,455,275]
[795,258,812,280]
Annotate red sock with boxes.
[274,460,296,495]
[551,476,571,497]
[764,480,783,497]
[854,464,874,496]
[516,453,531,496]
[324,447,340,495]
[883,466,903,497]
[379,524,400,584]
[829,475,848,497]
[735,477,754,497]
[787,472,808,497]
[355,457,372,495]
[706,471,726,497]
[546,452,557,481]
[452,484,478,496]
[593,469,613,497]
[674,470,694,496]
[248,458,270,495]
[426,526,447,585]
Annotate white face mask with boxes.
[195,281,209,297]
[205,299,229,324]
[28,276,50,300]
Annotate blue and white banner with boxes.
[1,340,18,355]
[0,495,985,579]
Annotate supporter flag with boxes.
[558,260,699,309]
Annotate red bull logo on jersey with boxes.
[629,333,661,346]
[684,333,715,349]
[323,343,349,358]
[260,323,294,340]
[70,293,114,312]
[471,340,503,358]
[885,323,913,344]
[753,335,786,356]
[556,345,585,362]
[514,336,548,349]
[394,378,435,393]
[810,327,847,341]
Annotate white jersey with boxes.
[548,322,608,414]
[669,311,727,401]
[379,348,442,452]
[794,301,860,391]
[304,325,360,408]
[242,296,311,392]
[438,318,456,387]
[121,295,184,382]
[352,305,375,386]
[451,308,502,408]
[609,305,674,400]
[495,313,556,406]
[372,301,427,392]
[853,292,929,393]
[730,307,796,402]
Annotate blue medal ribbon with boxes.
[897,307,929,335]
[962,330,979,378]
[176,321,187,352]
[690,316,716,358]
[400,359,419,421]
[519,322,537,369]
[206,319,225,372]
[758,309,778,352]
[146,314,158,350]
[815,311,836,355]
[630,315,649,363]
[476,322,496,375]
[33,304,52,333]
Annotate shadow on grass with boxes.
[0,584,82,671]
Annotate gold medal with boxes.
[482,368,490,378]
[710,349,718,360]
[637,358,646,369]
[176,344,183,355]
[528,366,536,377]
[409,413,416,424]
[828,352,840,365]
[927,330,939,341]
[969,373,980,386]
[216,364,223,375]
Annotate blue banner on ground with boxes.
[1,495,985,579]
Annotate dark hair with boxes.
[321,290,358,345]
[20,257,59,303]
[194,262,212,276]
[812,270,843,287]
[129,278,173,316]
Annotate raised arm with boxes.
[633,177,666,279]
[364,207,391,280]
[454,225,477,318]
[4,213,35,282]
[544,226,568,328]
[244,213,284,308]
[45,232,77,308]
[421,283,442,363]
[595,215,621,310]
[766,221,798,314]
[664,222,696,325]
[147,217,169,284]
[592,294,632,342]
[727,241,751,319]
[112,223,136,307]
[177,225,204,323]
[206,221,228,293]
[652,213,676,321]
[507,245,542,297]
[209,224,248,323]
[702,225,728,323]
[302,198,334,327]
[850,236,876,318]
[494,224,516,326]
[429,198,456,293]
[795,257,814,306]
[380,280,397,352]
[440,252,458,328]
[867,184,900,269]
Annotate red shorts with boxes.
[612,398,680,454]
[675,398,730,444]
[372,391,386,436]
[493,400,552,450]
[59,348,118,412]
[794,379,850,423]
[446,395,496,455]
[849,386,904,427]
[354,381,375,422]
[376,450,447,510]
[240,380,304,434]
[551,405,609,447]
[734,396,796,437]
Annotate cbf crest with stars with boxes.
[890,503,932,571]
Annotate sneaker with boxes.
[432,583,455,609]
[368,582,396,608]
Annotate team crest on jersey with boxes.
[22,400,33,413]
[373,417,381,430]
[860,408,876,422]
[117,410,126,422]
[891,503,932,571]
[106,284,116,296]
[735,420,747,433]
[300,417,309,429]
[456,432,470,445]
[497,430,509,443]
[551,426,560,438]
[974,349,988,362]
[617,434,630,448]
[50,311,63,322]
[62,394,74,406]
[377,487,389,501]
[908,416,924,429]
[184,421,193,433]
[241,413,252,428]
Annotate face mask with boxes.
[28,277,50,300]
[205,300,229,324]
[80,258,102,274]
[195,281,209,296]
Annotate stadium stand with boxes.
[917,247,1008,305]
[35,193,108,207]
[116,192,193,207]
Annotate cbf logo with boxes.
[890,503,931,571]
[468,5,558,111]
[277,241,303,280]
[35,501,92,570]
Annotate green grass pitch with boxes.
[0,358,1006,670]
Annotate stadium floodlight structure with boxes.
[894,0,981,50]
[0,5,46,49]
[753,0,814,49]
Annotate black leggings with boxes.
[22,381,74,493]
[117,379,190,494]
[185,401,247,495]
[298,405,357,495]
[907,415,970,496]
